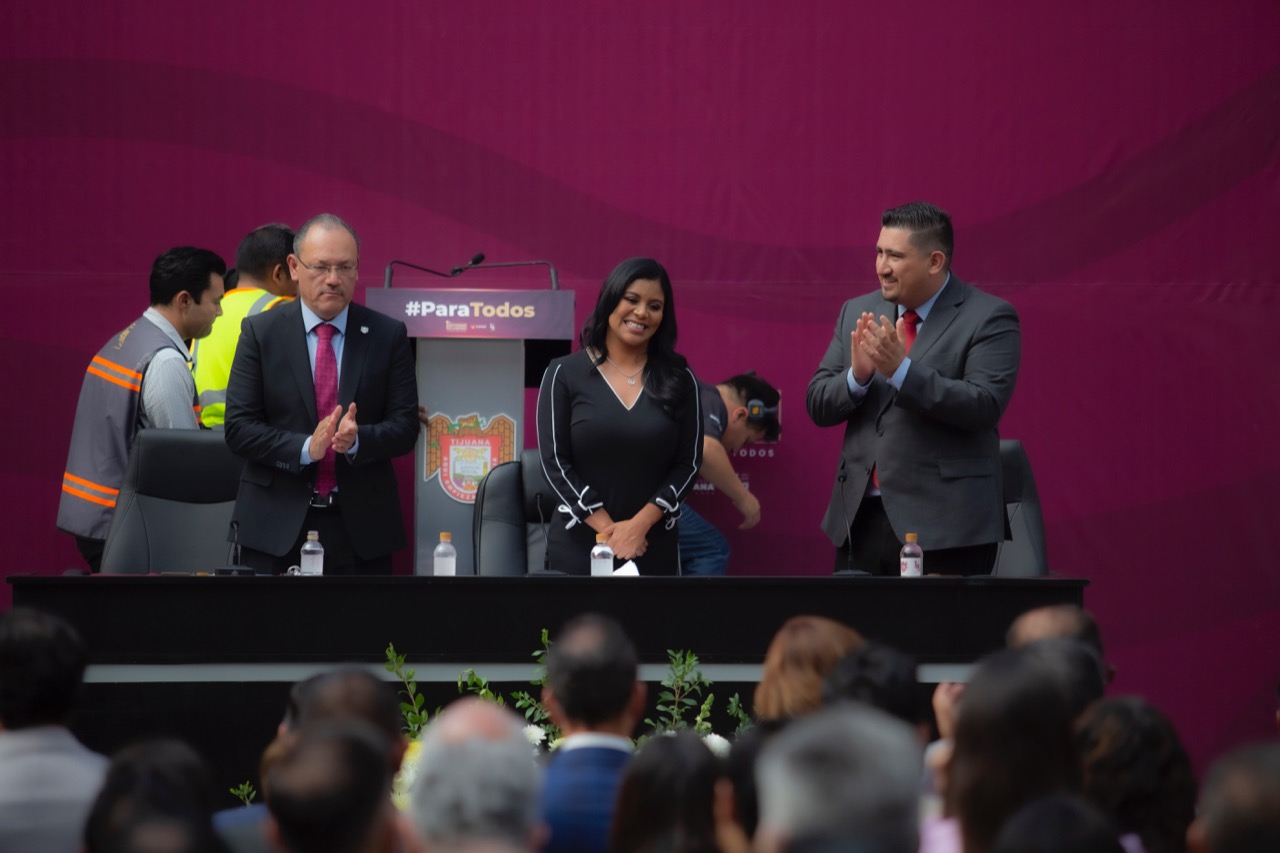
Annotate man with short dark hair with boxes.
[807,201,1020,576]
[57,246,227,570]
[1188,742,1280,853]
[266,722,400,853]
[1008,604,1114,683]
[539,614,645,853]
[193,224,296,428]
[0,607,108,853]
[224,213,419,574]
[679,372,781,575]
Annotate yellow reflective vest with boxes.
[191,287,292,427]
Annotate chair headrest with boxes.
[128,429,244,503]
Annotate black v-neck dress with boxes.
[535,350,703,575]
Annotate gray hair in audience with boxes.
[755,703,922,853]
[408,699,541,851]
[1193,741,1280,853]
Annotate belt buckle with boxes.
[309,492,334,509]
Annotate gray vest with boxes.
[57,316,193,540]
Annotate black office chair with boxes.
[99,429,244,574]
[472,449,558,575]
[992,439,1049,577]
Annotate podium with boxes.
[365,287,573,574]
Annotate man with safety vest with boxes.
[193,223,296,427]
[57,246,227,571]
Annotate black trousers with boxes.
[834,495,996,577]
[238,504,392,576]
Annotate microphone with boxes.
[450,253,486,276]
[383,254,487,288]
[467,257,561,291]
[834,470,870,577]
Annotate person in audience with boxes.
[83,738,230,853]
[536,257,703,575]
[57,245,227,570]
[192,223,296,428]
[1076,696,1196,853]
[1008,604,1115,684]
[0,607,108,853]
[224,212,419,575]
[716,721,788,851]
[265,721,401,853]
[753,703,921,853]
[1186,741,1280,853]
[216,669,409,853]
[540,614,646,853]
[609,730,721,853]
[409,697,543,853]
[990,795,1126,853]
[754,615,863,722]
[678,371,782,575]
[821,640,928,742]
[807,201,1020,576]
[936,646,1081,853]
[1019,637,1107,720]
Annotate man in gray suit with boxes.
[0,608,108,853]
[807,202,1020,576]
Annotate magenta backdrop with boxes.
[2,2,1278,771]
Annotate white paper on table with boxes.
[612,561,640,576]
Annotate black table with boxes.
[8,574,1086,795]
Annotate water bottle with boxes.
[899,532,923,577]
[590,533,614,577]
[299,530,324,575]
[434,532,457,576]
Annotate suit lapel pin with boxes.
[360,325,369,334]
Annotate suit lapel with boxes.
[339,305,368,405]
[283,303,319,425]
[908,276,965,362]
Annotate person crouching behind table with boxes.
[536,258,703,575]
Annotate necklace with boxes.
[604,355,645,386]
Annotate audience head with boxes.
[1076,696,1196,853]
[1008,605,1113,683]
[722,720,788,842]
[266,721,394,853]
[610,730,722,853]
[754,615,863,721]
[294,668,404,761]
[84,738,227,853]
[755,704,921,853]
[234,222,297,296]
[544,613,644,735]
[409,697,542,853]
[990,795,1125,853]
[946,646,1081,853]
[1019,637,1107,721]
[821,641,925,731]
[1188,741,1280,853]
[0,606,89,729]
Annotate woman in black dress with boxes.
[536,258,703,575]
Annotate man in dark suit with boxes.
[806,202,1020,576]
[539,614,646,853]
[225,213,418,574]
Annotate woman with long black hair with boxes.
[536,257,703,575]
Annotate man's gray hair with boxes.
[294,212,361,254]
[756,703,922,853]
[408,702,541,851]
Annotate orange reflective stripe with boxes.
[61,483,117,508]
[264,296,294,311]
[63,471,120,496]
[86,365,141,393]
[91,355,144,382]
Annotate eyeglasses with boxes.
[296,259,359,280]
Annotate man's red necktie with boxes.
[314,323,339,496]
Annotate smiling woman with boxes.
[535,258,704,575]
